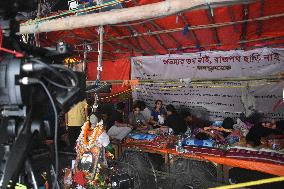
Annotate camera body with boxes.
[0,56,23,106]
[0,1,134,189]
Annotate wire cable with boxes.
[30,59,70,86]
[19,67,79,188]
[39,81,59,189]
[38,81,58,188]
[50,64,79,87]
[32,79,59,189]
[42,76,75,89]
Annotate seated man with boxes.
[182,111,209,136]
[128,105,148,131]
[136,100,152,124]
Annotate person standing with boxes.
[66,99,88,151]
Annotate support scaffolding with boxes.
[19,0,255,34]
[97,25,104,80]
[96,0,104,81]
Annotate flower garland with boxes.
[71,121,114,189]
[76,121,104,153]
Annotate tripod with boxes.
[0,109,59,189]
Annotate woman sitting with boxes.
[149,100,166,127]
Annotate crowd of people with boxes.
[64,97,284,151]
[105,100,189,139]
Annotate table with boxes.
[118,139,284,180]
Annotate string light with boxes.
[100,88,132,100]
[64,57,81,64]
[133,82,275,92]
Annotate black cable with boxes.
[30,59,70,86]
[50,64,79,87]
[38,81,59,189]
[26,79,59,189]
[43,76,75,89]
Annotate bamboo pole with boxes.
[84,28,118,51]
[127,25,157,54]
[19,0,254,34]
[108,13,284,42]
[111,26,142,51]
[180,14,200,47]
[132,0,168,52]
[206,8,221,46]
[141,23,168,51]
[167,35,284,51]
[240,4,249,49]
[73,13,284,48]
[83,35,284,62]
[86,74,284,85]
[256,0,265,36]
[149,20,182,47]
[227,6,239,33]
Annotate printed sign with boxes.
[131,48,284,119]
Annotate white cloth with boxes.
[107,125,132,140]
[141,107,151,122]
[233,118,250,137]
[90,114,98,126]
[97,131,110,147]
[241,87,256,117]
[158,114,165,125]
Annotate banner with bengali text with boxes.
[131,48,284,119]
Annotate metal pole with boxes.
[83,44,87,72]
[97,25,104,80]
[96,0,104,81]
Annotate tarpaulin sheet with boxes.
[87,57,130,94]
[40,0,284,62]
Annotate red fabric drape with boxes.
[87,57,131,94]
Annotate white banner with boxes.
[131,48,284,119]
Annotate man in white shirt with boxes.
[139,101,151,124]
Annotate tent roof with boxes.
[40,0,284,62]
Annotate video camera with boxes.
[0,1,86,188]
[0,1,135,189]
